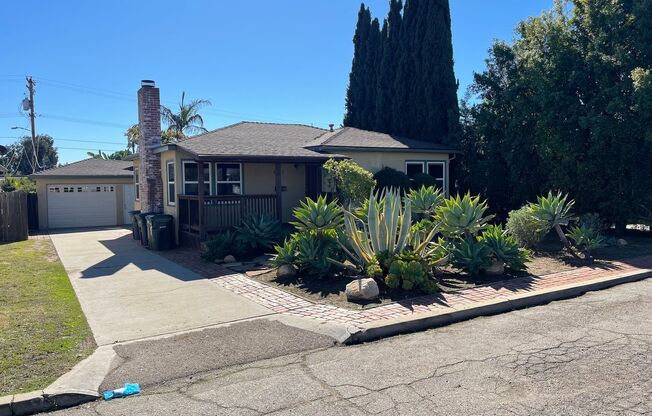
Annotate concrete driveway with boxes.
[50,228,273,345]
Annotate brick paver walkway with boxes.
[165,247,652,328]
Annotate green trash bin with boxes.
[128,210,141,240]
[146,214,174,251]
[136,212,156,246]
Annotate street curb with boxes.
[345,269,652,344]
[0,391,98,416]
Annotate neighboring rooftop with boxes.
[306,127,459,153]
[30,158,133,178]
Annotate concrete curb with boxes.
[345,269,652,344]
[0,346,118,416]
[0,391,98,416]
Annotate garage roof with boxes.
[30,158,133,178]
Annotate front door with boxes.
[305,164,322,200]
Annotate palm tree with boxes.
[160,92,211,142]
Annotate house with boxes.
[133,80,458,246]
[30,158,135,229]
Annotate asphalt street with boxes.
[56,278,652,415]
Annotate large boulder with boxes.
[223,254,236,263]
[277,264,297,278]
[346,278,379,301]
[616,238,628,246]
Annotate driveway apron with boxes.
[49,228,273,346]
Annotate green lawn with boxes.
[0,239,95,396]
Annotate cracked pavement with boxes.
[55,278,652,415]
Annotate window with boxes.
[405,160,447,193]
[215,163,242,195]
[182,161,210,195]
[405,162,425,179]
[166,161,176,205]
[134,168,140,200]
[427,162,446,192]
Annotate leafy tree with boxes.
[160,92,211,141]
[459,0,652,229]
[323,159,376,206]
[344,4,375,129]
[87,149,133,160]
[0,135,58,175]
[125,124,140,153]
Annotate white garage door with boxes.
[47,184,117,229]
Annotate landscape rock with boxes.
[224,255,236,263]
[346,278,379,301]
[484,261,505,275]
[277,264,297,278]
[616,238,628,246]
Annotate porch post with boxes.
[197,161,205,240]
[275,162,283,222]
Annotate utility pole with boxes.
[26,76,38,174]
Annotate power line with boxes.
[0,136,127,145]
[33,76,309,124]
[38,113,130,129]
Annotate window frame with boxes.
[134,167,140,200]
[215,162,243,195]
[404,160,448,194]
[182,160,212,196]
[166,160,176,206]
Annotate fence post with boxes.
[0,191,29,242]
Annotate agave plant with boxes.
[293,230,342,278]
[290,195,343,233]
[235,213,282,250]
[271,238,297,267]
[528,191,578,257]
[407,186,444,219]
[566,225,606,261]
[451,238,492,275]
[436,193,494,239]
[342,188,440,269]
[478,225,530,271]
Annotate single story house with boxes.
[30,158,135,229]
[133,80,458,246]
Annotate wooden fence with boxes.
[0,191,29,242]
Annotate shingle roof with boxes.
[175,122,338,159]
[30,158,133,178]
[306,127,459,152]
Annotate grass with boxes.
[0,239,95,396]
[251,230,652,310]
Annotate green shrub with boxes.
[0,177,36,193]
[579,213,605,234]
[293,230,344,278]
[410,173,439,190]
[202,230,244,262]
[506,206,547,249]
[478,225,530,271]
[291,195,343,233]
[384,251,438,293]
[322,159,376,206]
[566,225,607,259]
[271,238,297,267]
[436,193,493,239]
[407,186,444,219]
[373,167,410,192]
[235,213,282,251]
[450,238,491,275]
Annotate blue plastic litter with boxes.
[102,383,141,400]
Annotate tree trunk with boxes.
[555,224,580,259]
[614,221,627,236]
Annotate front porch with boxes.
[176,160,326,247]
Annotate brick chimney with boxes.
[137,80,163,213]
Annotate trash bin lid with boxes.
[149,214,173,224]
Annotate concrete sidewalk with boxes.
[49,228,273,346]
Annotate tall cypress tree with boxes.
[417,0,459,143]
[344,5,372,128]
[345,0,459,144]
[375,0,403,133]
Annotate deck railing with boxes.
[178,194,279,237]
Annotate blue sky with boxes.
[1,0,551,164]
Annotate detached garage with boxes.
[31,158,135,230]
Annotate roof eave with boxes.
[308,145,461,154]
